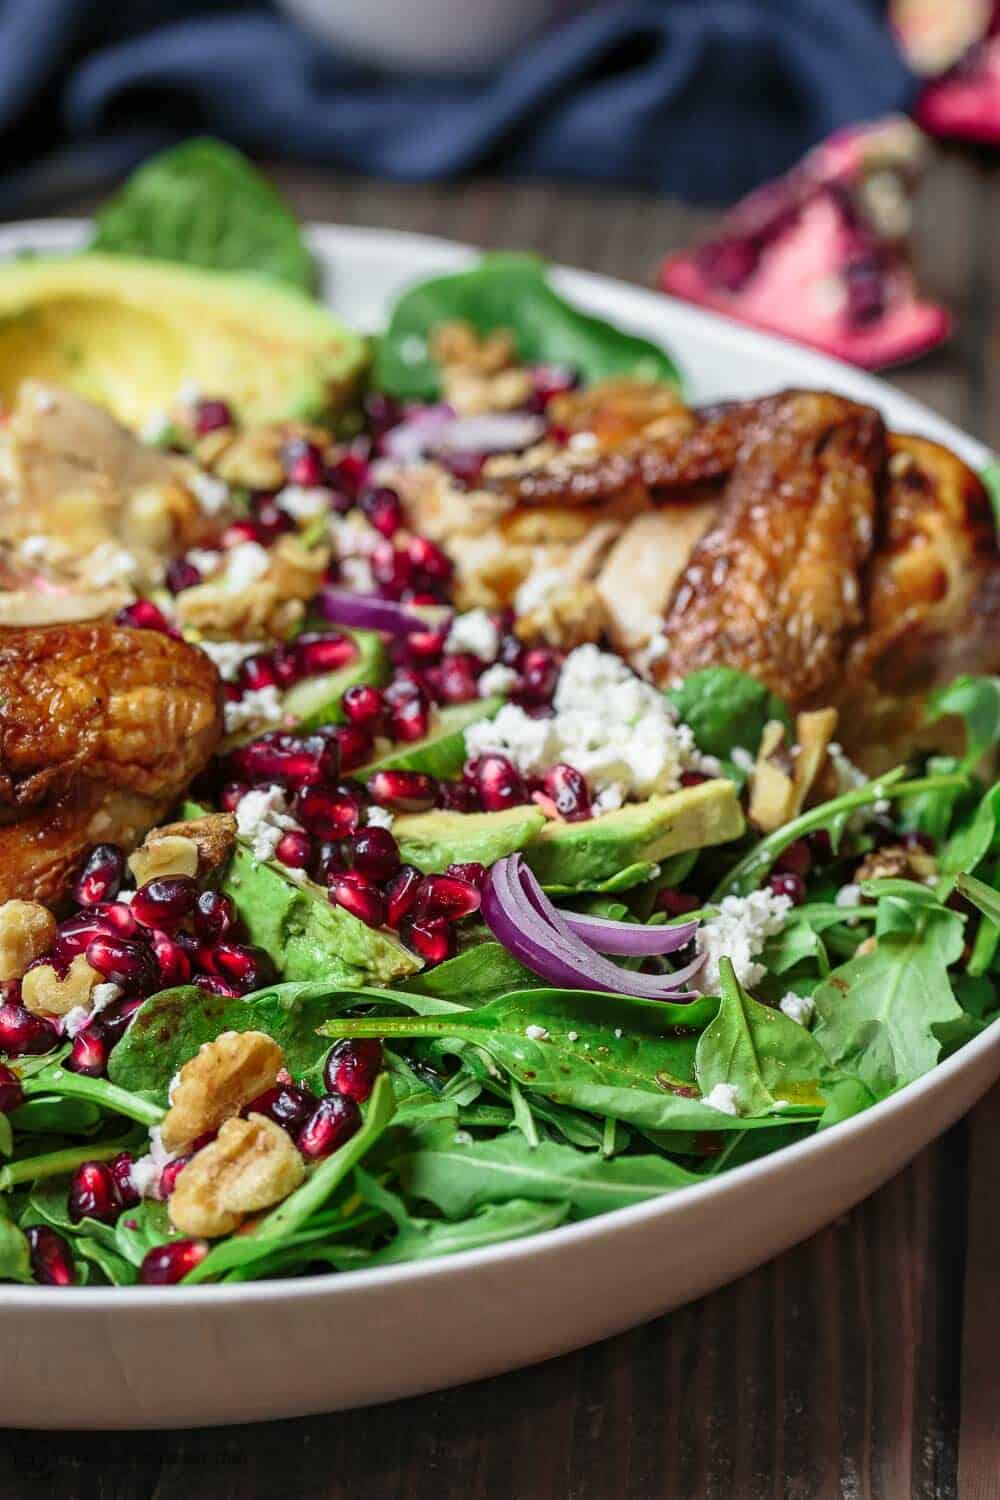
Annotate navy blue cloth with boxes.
[0,0,915,212]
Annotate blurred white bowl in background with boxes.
[279,0,589,75]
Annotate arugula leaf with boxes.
[374,253,680,399]
[812,904,964,1097]
[366,1197,570,1265]
[694,959,830,1116]
[91,138,315,291]
[666,667,791,759]
[957,871,1000,927]
[938,784,1000,882]
[926,675,1000,769]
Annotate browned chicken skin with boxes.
[0,624,223,904]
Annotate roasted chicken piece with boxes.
[0,623,223,904]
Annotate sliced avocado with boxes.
[281,628,389,731]
[0,254,366,428]
[361,696,503,780]
[523,779,745,888]
[223,844,421,985]
[393,805,546,874]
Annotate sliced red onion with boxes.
[317,587,427,637]
[483,855,702,1000]
[432,412,546,456]
[381,404,456,464]
[557,908,698,956]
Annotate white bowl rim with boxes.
[0,217,995,1311]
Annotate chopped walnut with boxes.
[135,814,237,879]
[515,580,609,650]
[854,844,937,884]
[430,320,517,376]
[124,479,203,554]
[267,534,331,599]
[128,834,200,885]
[168,1113,305,1238]
[160,1030,284,1153]
[174,579,303,640]
[0,901,57,983]
[443,367,534,417]
[22,953,101,1017]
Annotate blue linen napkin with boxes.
[0,0,915,213]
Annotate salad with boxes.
[0,142,998,1291]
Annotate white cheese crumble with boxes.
[702,1082,742,1116]
[836,883,862,908]
[826,740,867,792]
[592,783,625,816]
[477,663,518,698]
[513,566,565,616]
[235,784,302,862]
[223,540,270,591]
[365,806,395,831]
[224,684,286,736]
[197,638,266,682]
[567,1030,579,1042]
[695,888,792,990]
[276,484,332,521]
[339,556,376,593]
[185,547,224,578]
[18,534,51,562]
[730,747,756,775]
[444,608,500,662]
[129,1125,176,1200]
[464,644,701,800]
[140,410,172,445]
[87,542,139,587]
[187,469,230,516]
[779,992,815,1027]
[61,1007,92,1039]
[525,1024,549,1041]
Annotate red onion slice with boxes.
[381,404,456,464]
[483,855,702,1000]
[557,908,698,956]
[433,413,546,455]
[317,587,427,637]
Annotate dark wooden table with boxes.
[4,160,1000,1499]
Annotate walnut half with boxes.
[161,1030,284,1153]
[0,901,57,983]
[168,1113,305,1237]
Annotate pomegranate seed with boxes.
[114,599,173,634]
[85,935,157,992]
[515,648,560,706]
[327,446,370,498]
[54,910,114,962]
[27,1226,76,1286]
[194,398,233,435]
[297,1093,362,1159]
[446,861,487,890]
[165,557,202,594]
[193,890,237,943]
[679,770,709,788]
[543,764,590,821]
[414,874,481,923]
[65,1031,110,1077]
[360,485,404,538]
[0,1002,58,1056]
[292,632,358,679]
[328,724,371,773]
[69,1160,121,1224]
[310,841,347,884]
[655,888,700,917]
[367,769,438,813]
[220,780,250,813]
[202,942,275,994]
[341,683,385,730]
[281,438,325,487]
[159,1156,191,1198]
[151,930,193,987]
[239,653,279,691]
[195,975,243,998]
[388,693,431,742]
[96,996,144,1045]
[131,876,198,933]
[385,865,423,928]
[775,839,813,879]
[73,844,125,906]
[324,1038,382,1102]
[275,830,313,869]
[364,392,404,436]
[0,1063,24,1112]
[220,519,267,549]
[329,871,386,929]
[476,754,527,812]
[769,872,807,906]
[244,1083,318,1136]
[92,900,140,938]
[808,830,834,862]
[230,732,339,789]
[407,535,453,584]
[350,827,401,881]
[439,780,480,812]
[407,917,455,965]
[139,1239,207,1284]
[404,627,448,664]
[530,363,580,405]
[110,1152,141,1209]
[432,653,480,704]
[295,786,360,840]
[371,541,414,598]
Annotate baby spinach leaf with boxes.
[399,941,538,1007]
[115,1201,173,1269]
[91,138,315,291]
[399,1122,700,1220]
[666,667,791,759]
[374,253,680,399]
[75,1237,137,1287]
[8,1097,102,1136]
[21,1064,164,1126]
[927,675,1000,769]
[694,959,830,1116]
[812,907,964,1097]
[816,1076,876,1130]
[0,1204,31,1282]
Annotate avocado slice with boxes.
[280,628,389,731]
[223,845,421,985]
[393,805,546,874]
[0,254,365,428]
[361,696,503,780]
[523,779,745,888]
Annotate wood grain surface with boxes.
[2,154,998,1499]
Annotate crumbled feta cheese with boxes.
[445,608,500,662]
[18,534,50,562]
[92,982,122,1014]
[140,410,172,445]
[129,1125,176,1200]
[478,663,518,698]
[633,631,670,679]
[836,883,862,908]
[779,992,815,1027]
[185,547,224,578]
[87,542,139,587]
[339,556,376,593]
[702,1082,742,1116]
[695,888,792,990]
[730,747,755,775]
[592,783,625,816]
[365,806,395,831]
[613,1027,623,1039]
[61,1007,92,1038]
[224,684,285,735]
[188,469,230,516]
[525,1024,549,1041]
[197,638,267,682]
[453,1128,474,1146]
[567,1031,579,1042]
[235,784,302,862]
[223,540,270,592]
[276,485,332,521]
[175,380,202,406]
[827,741,867,792]
[513,566,565,616]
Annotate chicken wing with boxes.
[0,623,223,903]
